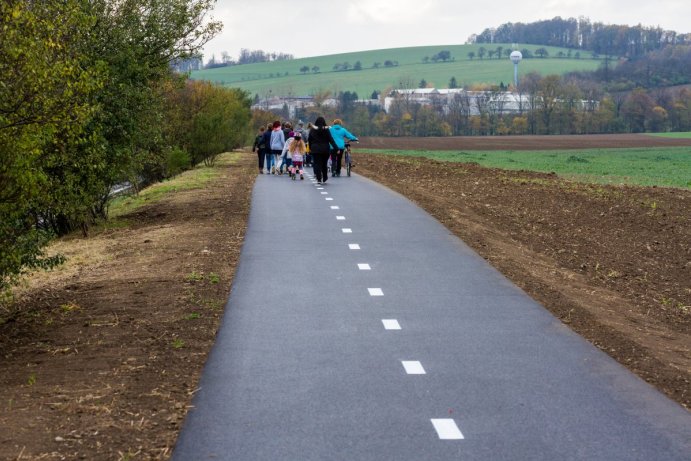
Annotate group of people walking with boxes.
[252,117,358,185]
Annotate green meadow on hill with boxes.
[191,43,603,98]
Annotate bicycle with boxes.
[343,140,359,176]
[343,142,352,176]
[328,141,357,177]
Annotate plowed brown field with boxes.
[358,133,691,150]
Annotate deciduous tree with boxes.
[1,0,225,291]
[0,0,101,290]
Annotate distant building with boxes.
[253,96,315,118]
[383,88,469,112]
[252,96,377,118]
[253,88,594,118]
[385,88,532,115]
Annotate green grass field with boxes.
[358,147,691,188]
[192,43,602,98]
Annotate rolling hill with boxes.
[190,43,603,98]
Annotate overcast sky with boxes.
[201,0,691,61]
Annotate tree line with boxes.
[468,46,574,60]
[327,81,690,137]
[1,0,252,292]
[298,60,400,75]
[470,17,690,58]
[205,48,294,69]
[587,45,691,90]
[423,50,453,63]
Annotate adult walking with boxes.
[269,120,285,175]
[307,116,338,185]
[329,119,358,177]
[261,123,274,173]
[252,126,267,174]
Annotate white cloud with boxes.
[346,0,435,25]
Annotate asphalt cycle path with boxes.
[172,169,691,461]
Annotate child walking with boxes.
[284,132,306,180]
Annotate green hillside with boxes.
[191,44,602,98]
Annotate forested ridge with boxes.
[471,17,690,58]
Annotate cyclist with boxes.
[329,119,358,177]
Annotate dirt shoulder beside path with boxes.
[0,154,256,460]
[355,153,690,409]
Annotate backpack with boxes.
[256,134,266,150]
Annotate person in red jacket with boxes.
[306,116,338,185]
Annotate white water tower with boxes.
[510,50,523,87]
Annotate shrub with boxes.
[166,148,191,178]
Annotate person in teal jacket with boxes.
[329,119,358,177]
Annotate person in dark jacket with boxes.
[252,126,267,174]
[261,122,274,173]
[307,116,338,184]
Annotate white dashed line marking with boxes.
[368,288,383,296]
[348,244,360,250]
[321,192,328,195]
[382,319,401,330]
[342,228,352,233]
[358,263,371,270]
[336,216,346,220]
[317,187,324,190]
[401,361,426,375]
[330,206,340,210]
[325,198,334,201]
[431,419,464,440]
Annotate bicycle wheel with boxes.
[345,150,351,176]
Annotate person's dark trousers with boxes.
[313,152,330,182]
[257,150,265,171]
[332,148,344,176]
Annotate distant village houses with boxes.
[252,88,595,118]
[252,95,380,119]
[383,88,538,115]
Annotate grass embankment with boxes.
[108,155,237,219]
[358,147,691,188]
